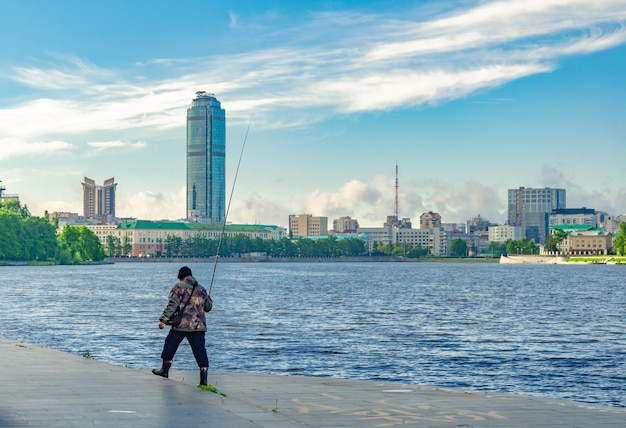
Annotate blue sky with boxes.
[1,0,625,228]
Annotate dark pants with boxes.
[160,330,209,368]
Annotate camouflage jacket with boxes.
[159,276,213,332]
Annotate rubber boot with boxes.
[200,367,208,386]
[152,361,172,378]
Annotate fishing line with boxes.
[208,113,253,296]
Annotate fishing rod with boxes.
[208,113,253,296]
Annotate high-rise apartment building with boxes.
[186,91,226,224]
[507,187,566,244]
[420,211,441,229]
[82,177,116,219]
[332,216,359,233]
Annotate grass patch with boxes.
[566,256,626,264]
[198,384,227,397]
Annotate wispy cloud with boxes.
[0,139,73,161]
[228,11,239,28]
[4,1,624,222]
[87,140,146,152]
[1,0,625,157]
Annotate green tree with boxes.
[488,241,507,258]
[613,222,626,256]
[80,227,105,261]
[296,238,315,257]
[449,238,468,257]
[407,244,428,258]
[122,235,132,256]
[232,234,253,254]
[337,237,366,256]
[106,235,119,257]
[506,239,538,255]
[24,216,57,260]
[544,229,569,253]
[391,242,411,257]
[268,237,298,257]
[58,226,104,262]
[165,235,182,257]
[57,242,73,265]
[0,210,24,260]
[0,203,57,261]
[0,200,30,218]
[373,242,393,255]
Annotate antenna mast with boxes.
[394,162,399,219]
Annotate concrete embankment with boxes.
[500,255,568,264]
[1,337,625,427]
[108,255,401,263]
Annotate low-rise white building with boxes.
[558,229,613,256]
[549,208,596,228]
[488,225,524,243]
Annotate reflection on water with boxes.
[0,262,624,407]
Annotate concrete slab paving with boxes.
[1,338,625,427]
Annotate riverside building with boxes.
[86,220,287,258]
[187,91,226,224]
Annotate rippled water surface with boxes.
[1,262,624,407]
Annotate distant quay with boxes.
[107,255,402,263]
[0,261,29,266]
[500,255,625,264]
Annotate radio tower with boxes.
[394,162,399,219]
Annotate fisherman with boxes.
[153,266,213,386]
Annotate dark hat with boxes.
[178,266,192,279]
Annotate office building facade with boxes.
[186,91,226,224]
[507,187,566,244]
[549,208,597,228]
[82,177,116,219]
[488,225,524,243]
[289,214,328,237]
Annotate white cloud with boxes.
[0,139,73,160]
[2,1,626,221]
[117,187,186,220]
[87,140,146,152]
[229,175,507,229]
[228,11,239,28]
[229,194,292,226]
[319,63,552,112]
[1,0,624,147]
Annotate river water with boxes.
[0,262,624,407]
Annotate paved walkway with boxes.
[1,337,624,427]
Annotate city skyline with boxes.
[1,1,625,228]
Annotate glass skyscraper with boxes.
[186,91,226,224]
